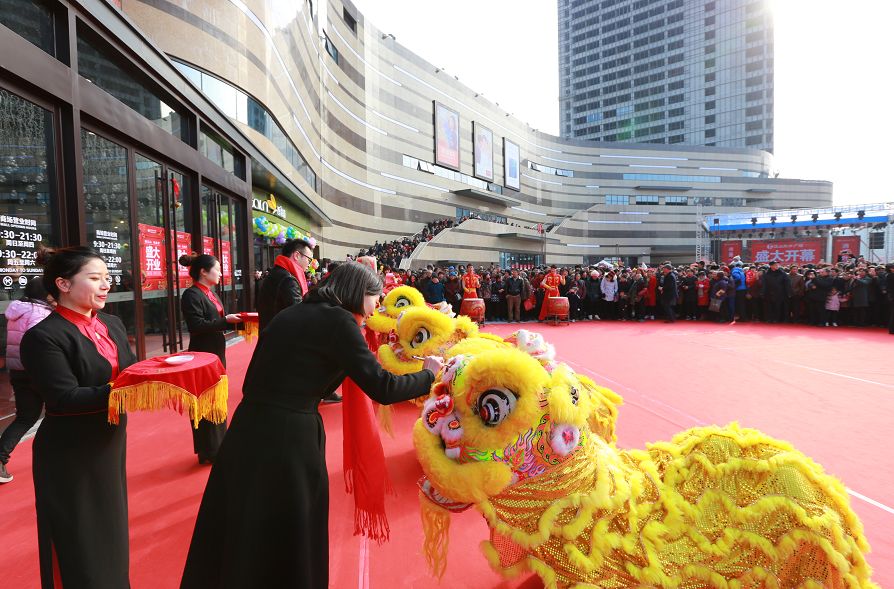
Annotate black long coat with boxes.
[20,311,137,589]
[180,301,435,589]
[180,285,230,460]
[256,265,302,332]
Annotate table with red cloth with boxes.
[237,311,259,342]
[108,352,228,428]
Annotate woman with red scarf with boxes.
[645,268,658,320]
[179,253,242,464]
[181,263,442,589]
[21,246,138,588]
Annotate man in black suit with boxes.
[257,238,314,331]
[658,264,678,323]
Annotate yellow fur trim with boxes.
[419,490,451,579]
[413,420,512,503]
[451,348,548,450]
[108,376,228,428]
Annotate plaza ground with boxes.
[1,320,891,587]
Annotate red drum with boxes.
[460,298,486,324]
[546,297,570,325]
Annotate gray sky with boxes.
[350,0,893,206]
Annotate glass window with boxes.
[0,87,60,419]
[77,27,189,143]
[0,88,59,302]
[0,0,55,56]
[635,195,660,205]
[869,232,884,250]
[605,195,630,205]
[665,196,688,206]
[81,129,137,354]
[199,124,245,180]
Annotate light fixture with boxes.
[751,217,757,225]
[790,214,797,223]
[770,216,776,224]
[811,213,819,222]
[857,210,865,220]
[834,211,842,220]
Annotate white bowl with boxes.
[164,354,194,365]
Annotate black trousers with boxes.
[888,301,894,334]
[660,300,676,322]
[807,299,827,326]
[0,370,43,465]
[735,290,749,320]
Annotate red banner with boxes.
[720,240,742,263]
[202,236,233,286]
[138,223,167,292]
[171,230,192,289]
[749,239,823,265]
[832,236,860,263]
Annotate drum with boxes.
[546,297,570,325]
[460,298,486,324]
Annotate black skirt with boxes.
[33,412,129,589]
[180,399,328,589]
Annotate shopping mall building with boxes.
[1,0,832,358]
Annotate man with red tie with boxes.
[462,264,481,299]
[539,265,565,321]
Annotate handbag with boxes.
[709,297,723,313]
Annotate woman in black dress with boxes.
[20,246,138,588]
[180,263,442,589]
[178,253,242,464]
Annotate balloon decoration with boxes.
[254,216,319,272]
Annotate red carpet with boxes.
[1,322,892,588]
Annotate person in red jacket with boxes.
[696,271,711,319]
[461,264,481,299]
[644,269,658,320]
[539,265,566,321]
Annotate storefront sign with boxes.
[749,239,823,264]
[720,240,742,263]
[0,214,43,290]
[252,193,287,220]
[172,230,192,289]
[92,229,125,286]
[832,236,860,262]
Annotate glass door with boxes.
[202,185,248,319]
[135,155,193,357]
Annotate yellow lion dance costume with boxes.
[414,344,877,589]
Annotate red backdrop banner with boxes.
[832,236,860,262]
[748,239,823,265]
[720,240,743,263]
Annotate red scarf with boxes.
[56,306,120,378]
[274,255,308,295]
[341,315,392,543]
[195,282,224,316]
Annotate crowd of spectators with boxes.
[330,256,894,333]
[354,218,456,270]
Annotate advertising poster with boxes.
[203,236,232,286]
[0,214,43,291]
[832,236,860,262]
[172,230,192,289]
[749,239,823,264]
[503,138,520,191]
[473,121,493,181]
[720,240,742,263]
[138,223,167,292]
[433,101,460,171]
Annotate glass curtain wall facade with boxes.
[558,0,774,152]
[0,0,253,431]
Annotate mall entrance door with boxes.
[135,155,193,357]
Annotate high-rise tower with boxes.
[558,0,774,152]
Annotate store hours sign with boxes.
[0,214,43,290]
[92,229,125,285]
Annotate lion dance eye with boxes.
[394,296,411,308]
[570,386,579,405]
[474,388,517,427]
[411,327,431,347]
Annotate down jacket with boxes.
[5,299,53,371]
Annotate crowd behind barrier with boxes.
[255,253,894,333]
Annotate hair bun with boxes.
[35,245,56,267]
[178,252,197,268]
